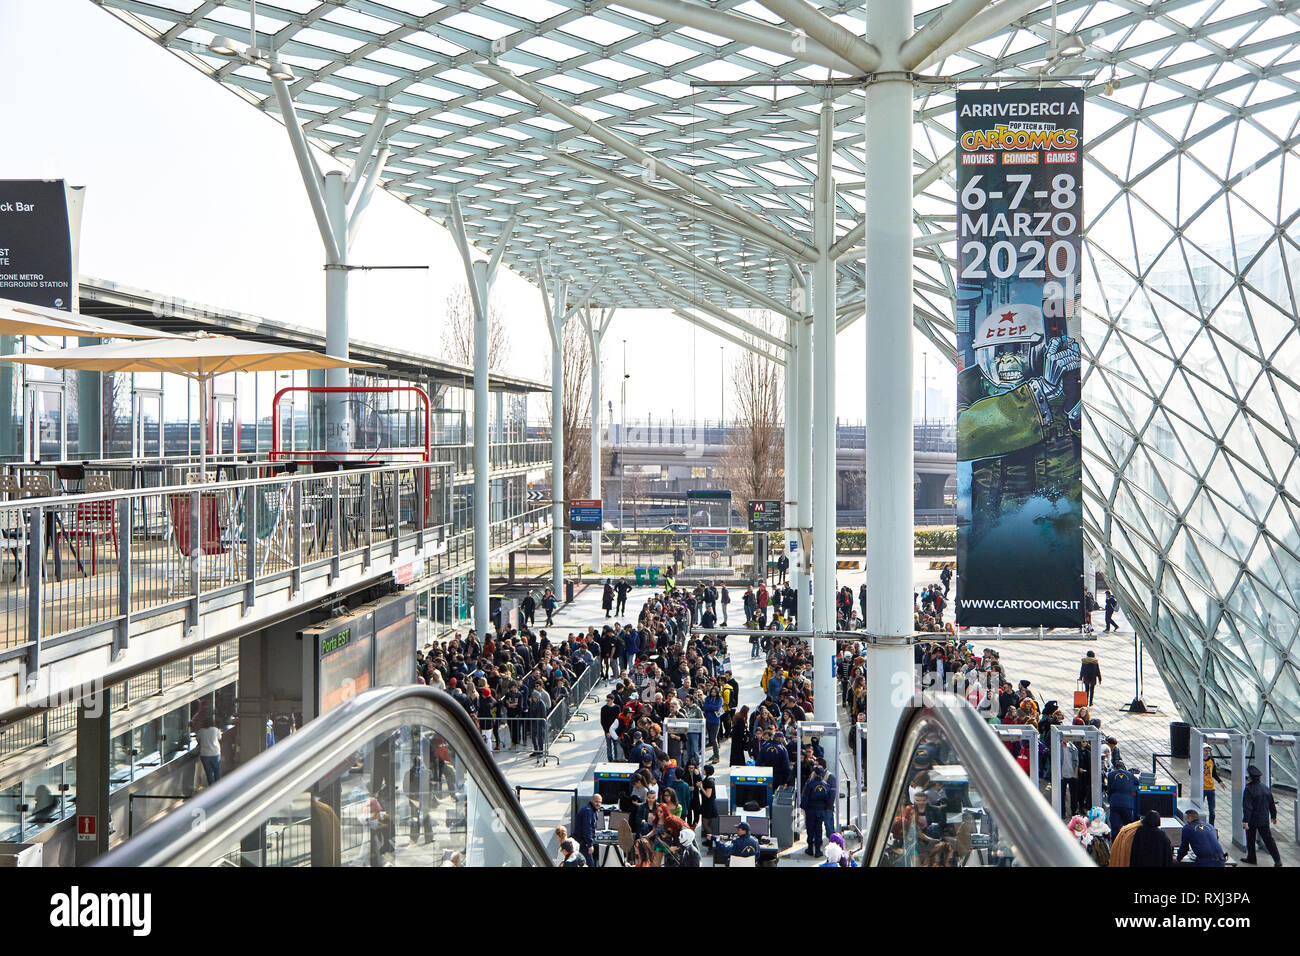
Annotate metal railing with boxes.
[95,686,550,867]
[863,693,1092,867]
[0,461,453,669]
[0,638,237,760]
[432,440,551,476]
[428,504,552,577]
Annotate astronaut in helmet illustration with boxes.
[958,301,1082,530]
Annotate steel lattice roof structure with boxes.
[90,0,1300,734]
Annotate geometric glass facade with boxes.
[92,0,1300,737]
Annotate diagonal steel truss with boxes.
[90,0,1300,739]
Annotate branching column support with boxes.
[450,199,516,638]
[270,81,388,454]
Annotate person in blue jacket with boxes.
[760,730,793,789]
[625,627,640,665]
[1175,808,1224,866]
[629,731,657,773]
[728,820,759,863]
[575,793,602,867]
[702,688,724,763]
[1106,760,1139,831]
[801,764,834,858]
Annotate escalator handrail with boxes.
[865,693,1092,867]
[95,686,552,867]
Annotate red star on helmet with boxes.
[999,310,1017,322]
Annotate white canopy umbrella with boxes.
[0,296,178,339]
[0,333,377,474]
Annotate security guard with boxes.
[759,731,792,789]
[1175,809,1224,866]
[1240,764,1282,866]
[801,765,834,858]
[729,820,759,862]
[1106,760,1139,831]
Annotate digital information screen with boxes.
[374,593,417,688]
[309,611,374,717]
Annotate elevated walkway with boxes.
[0,461,452,720]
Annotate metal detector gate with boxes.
[1048,725,1102,819]
[796,720,842,832]
[1188,728,1246,848]
[994,725,1040,790]
[661,717,705,770]
[1253,729,1300,843]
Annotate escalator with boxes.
[861,693,1092,867]
[96,687,550,867]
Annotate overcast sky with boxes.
[0,0,954,424]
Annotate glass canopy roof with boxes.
[91,0,1300,732]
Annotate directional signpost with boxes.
[748,499,783,532]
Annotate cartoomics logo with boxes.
[961,125,1079,152]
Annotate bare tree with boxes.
[439,282,511,371]
[542,319,596,560]
[721,311,784,506]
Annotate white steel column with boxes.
[548,280,568,602]
[863,0,917,831]
[811,100,837,722]
[472,258,491,637]
[794,305,813,630]
[783,314,796,587]
[324,171,351,454]
[587,307,603,573]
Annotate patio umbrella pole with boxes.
[199,375,207,479]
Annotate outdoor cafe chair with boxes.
[66,473,119,576]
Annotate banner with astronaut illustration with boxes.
[954,88,1084,628]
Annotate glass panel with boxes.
[28,386,64,461]
[209,724,527,867]
[876,721,1020,868]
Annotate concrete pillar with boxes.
[862,0,917,831]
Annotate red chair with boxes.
[167,493,227,558]
[68,498,118,575]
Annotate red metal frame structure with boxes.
[270,385,431,464]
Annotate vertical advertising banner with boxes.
[0,180,72,309]
[954,89,1084,628]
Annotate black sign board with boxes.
[0,180,72,309]
[748,499,783,532]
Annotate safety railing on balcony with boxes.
[432,440,551,476]
[0,461,454,672]
[428,504,554,578]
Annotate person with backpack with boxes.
[541,588,557,626]
[662,827,701,867]
[1103,590,1119,631]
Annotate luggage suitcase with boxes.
[1073,681,1088,708]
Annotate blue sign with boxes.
[569,499,602,531]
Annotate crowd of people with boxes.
[412,561,1279,869]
